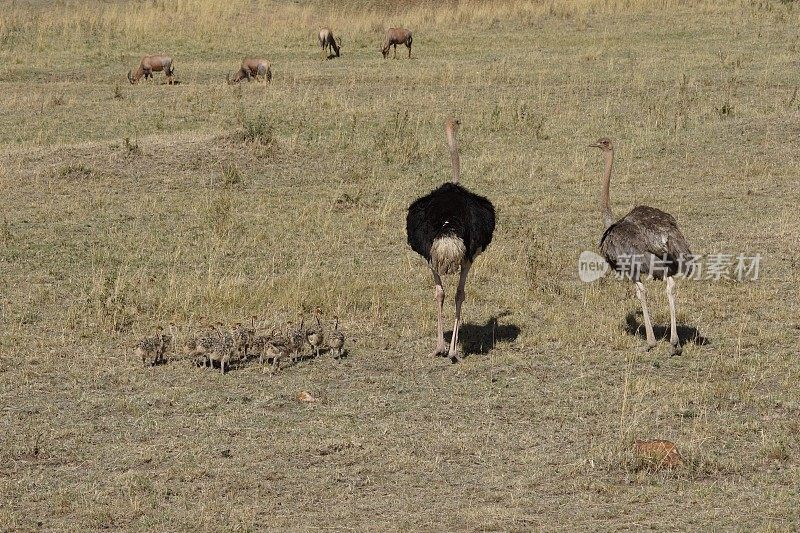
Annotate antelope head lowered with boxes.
[128,55,175,84]
[381,28,413,59]
[318,27,342,58]
[227,58,272,84]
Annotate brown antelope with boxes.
[381,28,413,59]
[128,55,175,84]
[318,27,341,58]
[227,58,272,84]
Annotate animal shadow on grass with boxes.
[445,312,520,357]
[624,311,710,347]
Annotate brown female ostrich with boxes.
[406,118,496,362]
[590,137,693,356]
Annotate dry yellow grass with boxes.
[1,0,799,530]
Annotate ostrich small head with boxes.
[589,137,613,152]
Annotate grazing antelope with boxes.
[128,55,175,85]
[318,27,342,58]
[227,58,272,84]
[381,28,413,59]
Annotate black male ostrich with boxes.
[406,118,495,362]
[590,137,693,356]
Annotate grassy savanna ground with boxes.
[1,0,800,529]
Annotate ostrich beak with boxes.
[588,143,600,148]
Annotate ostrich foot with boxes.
[448,350,462,363]
[430,343,448,357]
[639,342,657,353]
[670,342,683,356]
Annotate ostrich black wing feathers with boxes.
[406,183,495,263]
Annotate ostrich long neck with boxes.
[446,127,460,184]
[600,149,614,229]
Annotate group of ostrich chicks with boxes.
[134,308,346,374]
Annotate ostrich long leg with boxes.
[430,269,447,356]
[635,281,657,350]
[448,260,472,361]
[666,276,682,356]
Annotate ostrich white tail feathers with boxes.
[430,236,465,275]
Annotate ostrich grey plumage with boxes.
[590,137,692,356]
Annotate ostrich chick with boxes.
[185,324,217,367]
[261,328,292,373]
[135,326,171,366]
[329,315,345,359]
[306,307,325,358]
[232,318,256,363]
[288,315,306,363]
